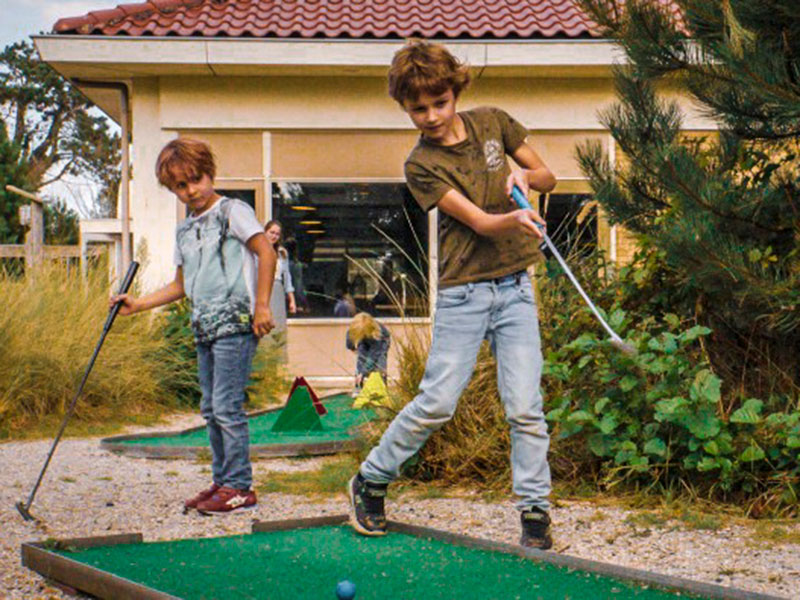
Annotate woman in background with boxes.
[264,220,296,332]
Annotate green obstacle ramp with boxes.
[271,382,324,433]
[21,516,784,600]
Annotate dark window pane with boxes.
[272,182,429,318]
[541,193,596,259]
[217,188,256,210]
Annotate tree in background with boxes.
[0,39,120,244]
[576,0,799,399]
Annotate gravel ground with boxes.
[2,413,799,599]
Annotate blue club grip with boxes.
[511,185,532,210]
[511,186,546,236]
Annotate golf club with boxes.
[512,186,636,355]
[16,261,140,521]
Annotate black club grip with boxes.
[106,261,140,328]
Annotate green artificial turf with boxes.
[118,394,373,446]
[56,525,707,600]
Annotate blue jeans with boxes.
[360,271,551,511]
[197,332,259,490]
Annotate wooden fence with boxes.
[1,185,101,270]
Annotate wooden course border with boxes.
[22,515,784,600]
[100,396,362,459]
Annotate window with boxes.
[271,182,429,319]
[540,193,597,259]
[217,188,256,210]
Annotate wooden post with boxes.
[6,185,45,269]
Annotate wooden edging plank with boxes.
[22,534,179,600]
[100,438,360,459]
[385,521,785,600]
[100,395,364,459]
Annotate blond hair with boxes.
[155,138,216,190]
[387,39,471,105]
[348,312,381,346]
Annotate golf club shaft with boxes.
[511,187,624,344]
[21,332,111,509]
[20,261,139,515]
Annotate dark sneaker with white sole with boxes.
[183,483,220,512]
[348,472,388,536]
[520,507,553,550]
[196,486,256,514]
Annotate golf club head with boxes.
[16,500,35,521]
[610,338,637,356]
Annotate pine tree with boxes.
[0,39,121,244]
[576,1,799,396]
[0,120,30,244]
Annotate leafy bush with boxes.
[544,312,799,514]
[159,299,201,406]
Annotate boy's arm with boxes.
[437,189,546,239]
[246,232,277,338]
[110,268,186,315]
[507,142,557,198]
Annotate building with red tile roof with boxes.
[35,0,703,385]
[53,0,602,39]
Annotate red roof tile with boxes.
[52,0,608,39]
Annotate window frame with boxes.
[214,177,267,223]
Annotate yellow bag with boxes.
[353,372,390,409]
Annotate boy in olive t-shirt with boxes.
[348,41,557,550]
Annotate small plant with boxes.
[678,510,723,531]
[257,455,359,496]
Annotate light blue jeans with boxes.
[360,271,551,511]
[197,332,259,491]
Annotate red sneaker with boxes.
[196,486,257,514]
[183,483,220,512]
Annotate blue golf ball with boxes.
[336,579,356,599]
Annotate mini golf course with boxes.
[21,515,781,600]
[100,378,376,458]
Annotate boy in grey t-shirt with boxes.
[112,138,276,514]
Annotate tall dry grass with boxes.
[0,263,196,439]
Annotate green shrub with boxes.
[159,299,201,406]
[544,312,800,511]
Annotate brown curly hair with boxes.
[155,138,216,190]
[388,40,471,105]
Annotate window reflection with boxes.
[271,182,429,318]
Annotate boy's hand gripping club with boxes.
[511,186,636,356]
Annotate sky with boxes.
[1,0,119,216]
[0,0,115,48]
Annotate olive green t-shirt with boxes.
[404,106,543,288]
